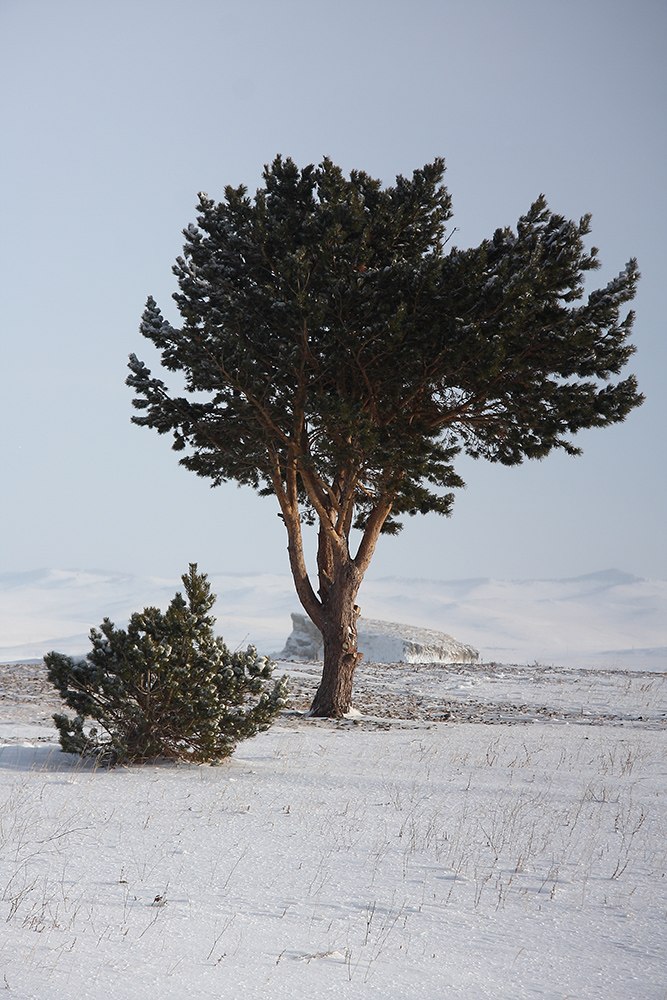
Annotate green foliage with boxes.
[127,155,642,534]
[45,565,288,765]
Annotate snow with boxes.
[280,613,479,664]
[360,571,667,672]
[0,687,665,999]
[2,567,665,670]
[1,567,666,998]
[0,569,297,662]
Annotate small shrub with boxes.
[45,564,288,765]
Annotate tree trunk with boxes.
[277,472,392,718]
[309,599,362,718]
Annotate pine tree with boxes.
[45,565,288,764]
[127,156,642,717]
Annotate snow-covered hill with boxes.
[1,568,665,670]
[360,570,667,670]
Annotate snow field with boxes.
[2,568,666,670]
[1,722,665,999]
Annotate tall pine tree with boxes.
[127,157,642,717]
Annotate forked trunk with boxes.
[280,482,392,719]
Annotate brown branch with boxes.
[353,495,394,575]
[267,460,322,628]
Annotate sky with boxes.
[1,0,665,587]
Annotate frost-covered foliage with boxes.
[45,565,288,765]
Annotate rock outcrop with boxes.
[279,613,479,664]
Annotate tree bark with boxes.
[275,462,392,718]
[309,595,362,718]
[299,515,361,717]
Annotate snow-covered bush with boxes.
[45,564,288,765]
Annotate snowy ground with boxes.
[1,569,665,997]
[1,655,666,1000]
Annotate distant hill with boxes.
[1,568,665,670]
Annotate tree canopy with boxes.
[127,156,642,716]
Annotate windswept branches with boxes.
[127,155,642,715]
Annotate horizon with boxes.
[3,564,665,670]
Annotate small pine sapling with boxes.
[45,564,288,764]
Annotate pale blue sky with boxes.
[1,0,665,583]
